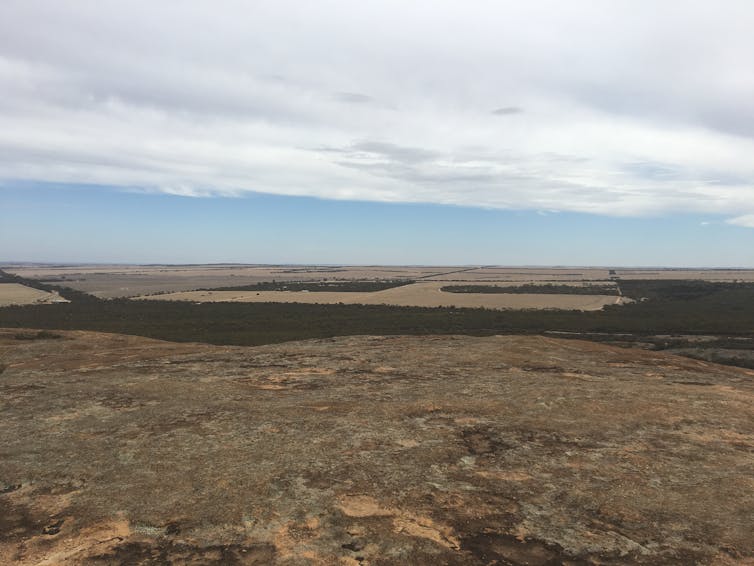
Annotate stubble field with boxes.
[138,281,629,311]
[0,283,68,307]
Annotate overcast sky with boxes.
[1,1,754,264]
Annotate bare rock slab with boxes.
[0,329,752,564]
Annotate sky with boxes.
[1,1,754,265]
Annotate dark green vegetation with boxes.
[616,279,753,301]
[2,270,754,368]
[196,279,414,293]
[442,283,619,295]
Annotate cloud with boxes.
[1,0,754,220]
[331,141,441,164]
[334,92,374,104]
[491,107,523,115]
[726,215,754,228]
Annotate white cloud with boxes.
[726,215,754,228]
[1,0,754,219]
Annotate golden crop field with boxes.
[0,283,68,307]
[136,281,628,311]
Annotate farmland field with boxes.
[2,265,442,297]
[6,264,754,298]
[137,281,628,311]
[0,283,68,306]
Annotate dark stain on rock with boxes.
[42,518,64,535]
[342,540,365,552]
[460,532,581,565]
[462,427,513,455]
[89,540,276,565]
[521,365,564,373]
[0,501,43,542]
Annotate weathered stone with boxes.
[0,329,751,564]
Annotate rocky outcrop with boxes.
[1,329,752,564]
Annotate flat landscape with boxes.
[3,265,448,298]
[1,329,752,564]
[139,281,628,311]
[6,264,754,299]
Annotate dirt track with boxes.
[1,329,752,564]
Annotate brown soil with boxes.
[0,329,752,564]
